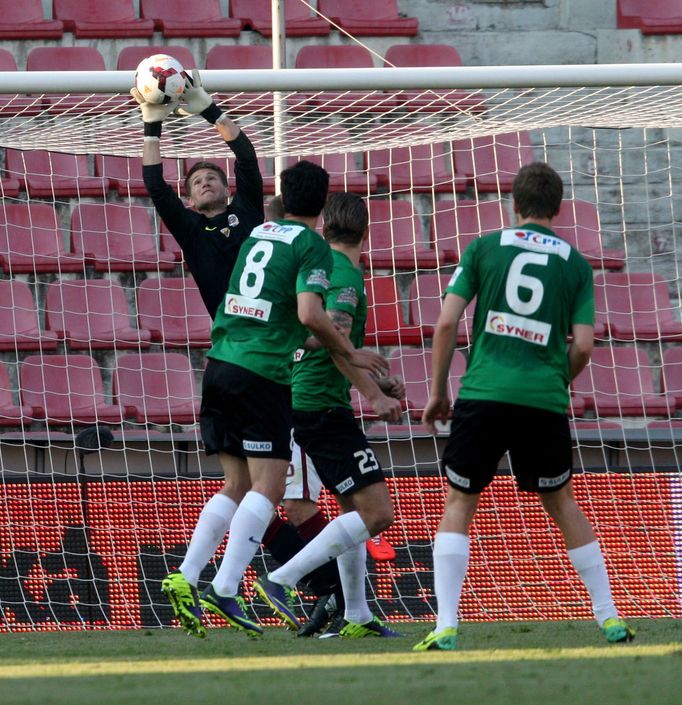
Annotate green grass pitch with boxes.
[1,620,680,705]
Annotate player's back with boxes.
[452,223,594,414]
[208,220,333,385]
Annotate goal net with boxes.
[0,65,681,631]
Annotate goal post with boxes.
[0,64,681,631]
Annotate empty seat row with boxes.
[369,272,681,347]
[0,0,417,39]
[2,133,538,197]
[0,353,199,426]
[3,270,675,355]
[0,201,176,274]
[0,277,211,351]
[3,342,676,428]
[0,189,627,275]
[0,42,478,117]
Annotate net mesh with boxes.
[0,79,681,631]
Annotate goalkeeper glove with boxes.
[179,69,224,124]
[130,87,179,136]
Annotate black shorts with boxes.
[200,358,292,460]
[293,407,384,496]
[441,399,572,494]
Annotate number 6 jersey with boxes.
[446,223,594,414]
[208,219,333,385]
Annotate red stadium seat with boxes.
[53,0,154,38]
[361,199,440,270]
[114,352,200,424]
[117,45,197,71]
[571,346,674,417]
[0,203,84,274]
[431,199,511,264]
[408,274,476,345]
[294,45,394,113]
[95,155,183,197]
[6,149,107,198]
[231,0,329,36]
[0,50,43,118]
[661,347,682,410]
[364,276,423,346]
[26,46,119,113]
[366,140,466,193]
[453,132,535,192]
[158,221,183,263]
[383,43,484,112]
[184,155,275,194]
[0,362,31,426]
[20,354,124,425]
[552,200,625,269]
[137,277,212,347]
[594,273,682,342]
[140,0,240,37]
[388,347,466,420]
[0,0,63,38]
[45,279,151,350]
[0,176,20,198]
[617,0,682,34]
[205,45,275,113]
[0,279,59,351]
[70,203,176,272]
[285,124,373,193]
[318,0,418,36]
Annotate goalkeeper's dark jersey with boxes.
[446,223,594,415]
[143,131,264,319]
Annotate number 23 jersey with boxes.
[208,220,333,385]
[447,223,594,415]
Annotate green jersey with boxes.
[446,223,594,414]
[292,249,366,411]
[208,219,333,385]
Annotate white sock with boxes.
[568,540,618,626]
[211,491,275,597]
[338,542,373,625]
[270,511,371,587]
[179,494,238,586]
[434,532,470,633]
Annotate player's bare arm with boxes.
[568,323,594,379]
[423,293,468,434]
[297,292,388,377]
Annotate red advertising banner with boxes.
[0,473,679,631]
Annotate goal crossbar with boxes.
[2,63,682,94]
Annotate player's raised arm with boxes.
[130,86,179,167]
[180,69,264,219]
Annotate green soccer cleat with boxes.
[253,575,301,631]
[161,570,206,639]
[602,617,636,643]
[413,627,458,651]
[200,584,263,637]
[339,615,401,638]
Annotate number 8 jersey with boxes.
[208,219,334,385]
[447,223,594,415]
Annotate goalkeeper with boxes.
[132,72,344,637]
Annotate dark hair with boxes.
[323,192,368,246]
[266,195,285,221]
[512,162,563,220]
[184,161,228,196]
[280,160,329,218]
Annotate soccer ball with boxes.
[135,54,187,105]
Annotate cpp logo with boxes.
[515,231,562,248]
